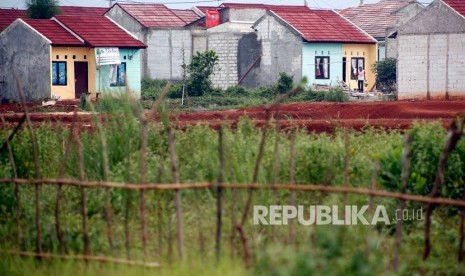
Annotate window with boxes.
[52,61,67,86]
[109,62,126,86]
[315,56,330,79]
[351,58,365,80]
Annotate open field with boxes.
[1,100,464,132]
[1,97,465,274]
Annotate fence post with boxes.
[1,116,21,248]
[168,127,183,260]
[392,135,412,271]
[288,130,296,247]
[215,126,224,262]
[424,116,465,260]
[74,128,90,256]
[16,78,42,256]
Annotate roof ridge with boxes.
[167,5,189,25]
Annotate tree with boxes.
[277,72,294,94]
[185,50,219,96]
[371,58,397,93]
[26,0,60,19]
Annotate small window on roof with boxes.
[65,55,68,59]
[56,55,59,59]
[73,55,76,59]
[84,55,87,60]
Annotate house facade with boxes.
[105,3,201,80]
[396,0,465,100]
[249,6,378,91]
[0,15,145,102]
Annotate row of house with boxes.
[0,0,464,102]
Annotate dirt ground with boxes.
[1,100,464,132]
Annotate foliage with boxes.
[277,72,294,94]
[185,50,219,96]
[26,0,60,19]
[372,58,396,93]
[0,97,464,273]
[140,78,184,100]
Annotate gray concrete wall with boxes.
[0,21,51,103]
[397,0,465,100]
[385,3,423,60]
[146,29,192,80]
[250,14,302,88]
[227,8,267,22]
[399,0,465,35]
[207,29,243,89]
[398,33,465,100]
[238,32,262,88]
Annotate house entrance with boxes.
[74,61,88,99]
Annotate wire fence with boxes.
[1,80,465,271]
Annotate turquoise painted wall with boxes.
[96,48,141,97]
[302,43,343,86]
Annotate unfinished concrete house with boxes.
[195,4,377,91]
[105,3,201,80]
[340,0,423,60]
[394,0,465,100]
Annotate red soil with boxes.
[1,100,464,132]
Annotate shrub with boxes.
[277,72,294,94]
[185,50,219,96]
[141,78,168,100]
[225,85,249,96]
[325,88,349,102]
[372,58,396,93]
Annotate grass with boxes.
[141,78,349,111]
[0,96,464,274]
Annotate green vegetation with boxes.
[372,58,397,93]
[141,76,348,111]
[0,95,464,274]
[184,50,219,96]
[26,0,60,19]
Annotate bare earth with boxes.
[1,100,464,132]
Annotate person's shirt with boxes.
[358,70,365,81]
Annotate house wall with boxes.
[397,0,465,100]
[384,3,424,60]
[342,43,377,92]
[105,6,147,77]
[0,21,51,102]
[145,29,192,80]
[96,48,142,97]
[51,47,96,99]
[248,14,302,88]
[207,25,245,89]
[223,8,267,22]
[302,43,343,86]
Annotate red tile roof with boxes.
[0,9,26,30]
[442,0,465,17]
[339,0,417,39]
[171,9,201,24]
[22,19,83,46]
[54,15,146,48]
[270,6,376,43]
[116,3,187,28]
[0,6,108,31]
[58,6,108,16]
[212,3,375,43]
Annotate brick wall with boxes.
[398,33,465,100]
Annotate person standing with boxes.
[357,66,366,92]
